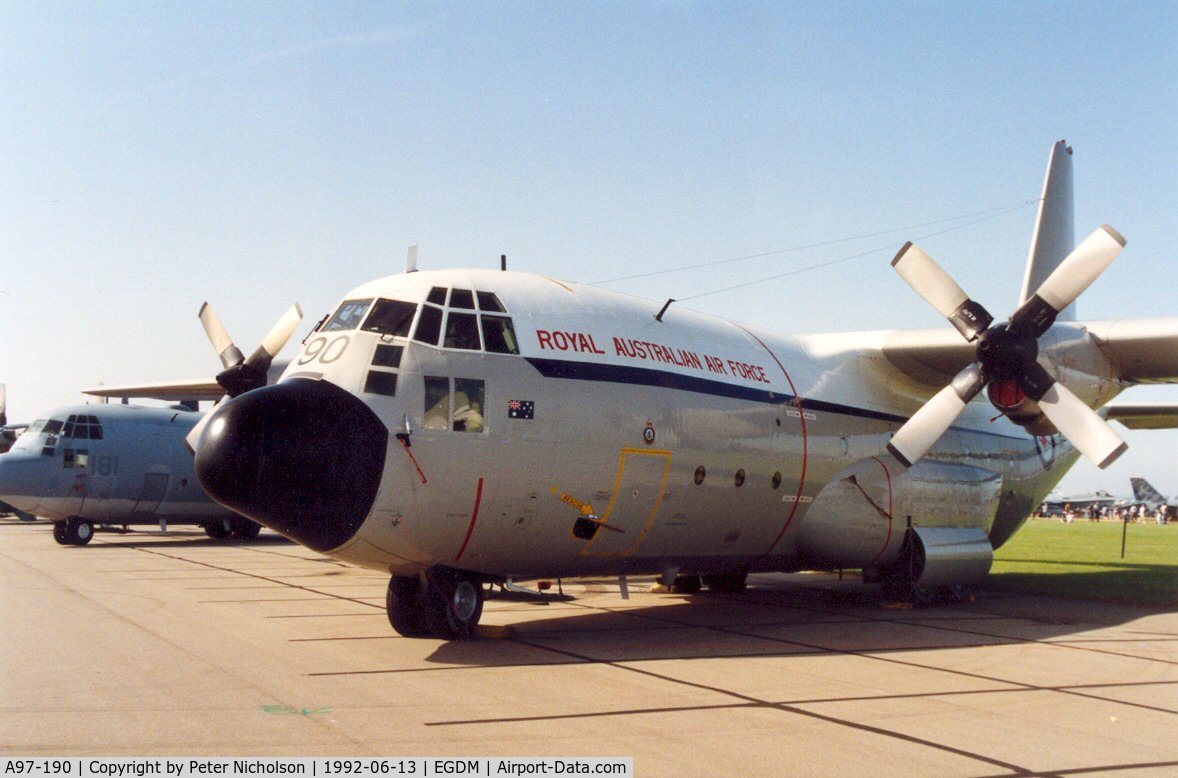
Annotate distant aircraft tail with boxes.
[1130,477,1165,504]
[1019,140,1076,320]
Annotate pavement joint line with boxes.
[507,632,1037,775]
[890,617,1178,666]
[124,545,385,610]
[544,588,1178,722]
[973,760,1178,777]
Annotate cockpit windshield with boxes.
[322,299,374,332]
[361,299,417,337]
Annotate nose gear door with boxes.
[579,448,670,557]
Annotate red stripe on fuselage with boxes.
[738,327,809,556]
[453,477,485,563]
[869,456,894,563]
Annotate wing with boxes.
[1105,403,1178,430]
[1086,318,1178,383]
[82,378,225,402]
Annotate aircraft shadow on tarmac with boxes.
[422,575,1168,667]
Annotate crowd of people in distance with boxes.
[1036,502,1174,525]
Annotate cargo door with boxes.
[579,448,670,557]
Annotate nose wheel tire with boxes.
[426,573,484,640]
[56,518,94,546]
[386,575,429,637]
[385,569,485,640]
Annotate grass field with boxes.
[988,518,1178,607]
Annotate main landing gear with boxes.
[52,518,94,546]
[204,516,263,541]
[386,567,485,640]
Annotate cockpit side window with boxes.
[322,298,374,332]
[413,304,443,346]
[361,299,417,337]
[481,316,520,354]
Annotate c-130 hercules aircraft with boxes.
[176,141,1177,639]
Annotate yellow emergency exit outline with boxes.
[579,447,671,558]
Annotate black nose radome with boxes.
[195,378,388,552]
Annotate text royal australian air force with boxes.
[534,327,773,385]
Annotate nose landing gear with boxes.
[386,567,485,640]
[53,518,94,546]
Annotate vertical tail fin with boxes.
[1020,140,1076,320]
[1130,477,1165,504]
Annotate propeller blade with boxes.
[184,402,220,454]
[245,303,304,372]
[886,363,987,468]
[1036,381,1128,469]
[891,242,993,341]
[199,303,245,370]
[1010,225,1126,336]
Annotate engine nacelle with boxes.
[796,457,1001,570]
[903,526,994,589]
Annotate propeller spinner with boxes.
[887,225,1128,470]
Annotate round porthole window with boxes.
[734,469,746,488]
[694,465,706,485]
[771,471,782,489]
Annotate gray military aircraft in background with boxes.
[0,308,302,545]
[97,141,1178,639]
[1129,478,1178,511]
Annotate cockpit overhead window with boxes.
[361,299,417,338]
[322,298,374,332]
[43,420,63,435]
[476,291,506,312]
[426,287,448,306]
[449,289,475,310]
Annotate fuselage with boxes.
[0,403,237,525]
[192,269,1083,581]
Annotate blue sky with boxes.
[2,1,1175,496]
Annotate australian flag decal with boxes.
[508,399,535,420]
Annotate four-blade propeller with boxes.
[184,302,303,452]
[888,225,1128,470]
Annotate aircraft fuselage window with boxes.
[444,312,481,350]
[372,344,404,368]
[422,377,486,433]
[449,289,475,309]
[481,315,520,354]
[423,376,450,431]
[322,298,374,332]
[414,304,443,346]
[453,379,485,433]
[363,371,398,397]
[63,448,89,469]
[361,299,417,338]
